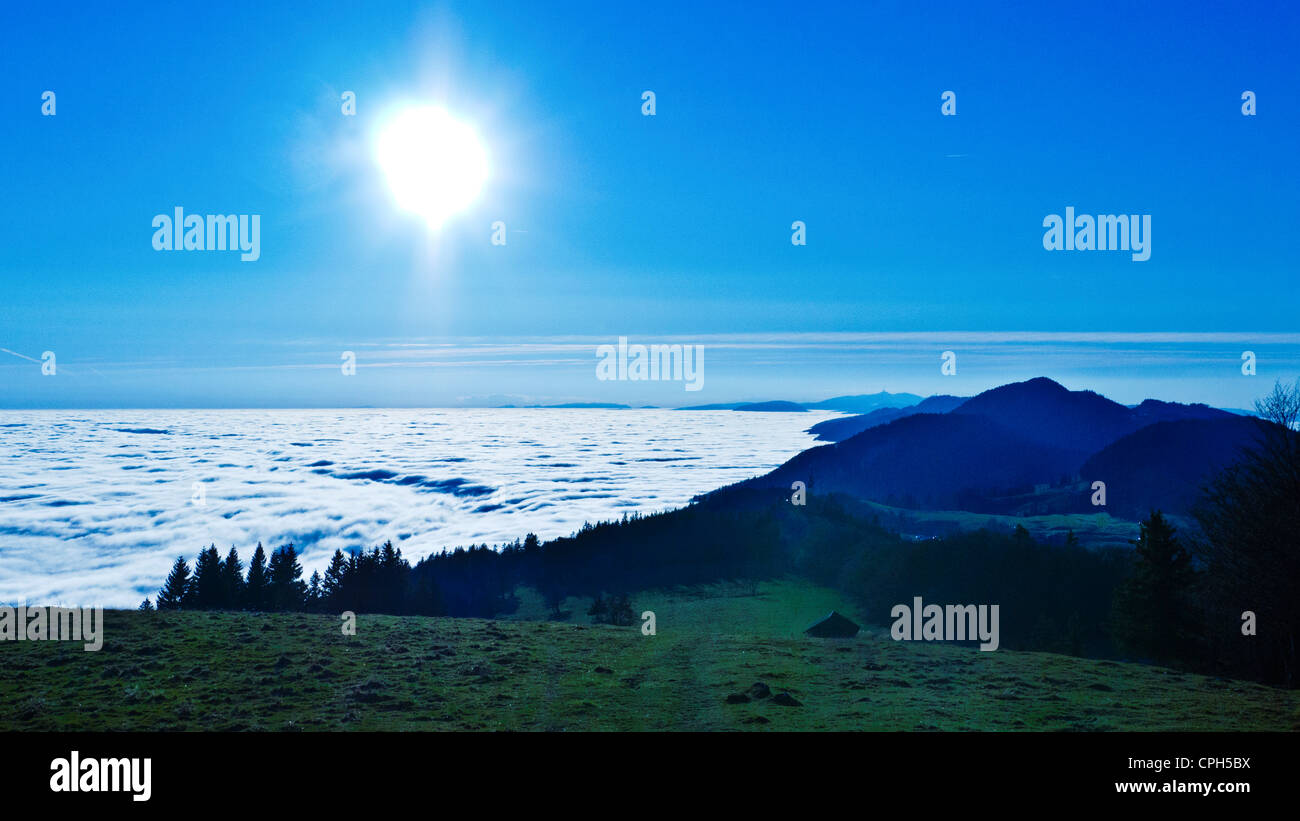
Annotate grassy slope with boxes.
[859,499,1143,547]
[2,580,1295,731]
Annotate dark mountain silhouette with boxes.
[948,377,1135,456]
[951,377,1237,455]
[806,384,1235,444]
[808,394,968,441]
[1128,398,1235,426]
[746,411,1081,510]
[737,377,1257,518]
[1080,416,1263,519]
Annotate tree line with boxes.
[146,541,428,615]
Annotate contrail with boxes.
[0,348,41,363]
[0,347,104,378]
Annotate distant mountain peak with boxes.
[964,376,1114,403]
[952,378,1134,455]
[1021,376,1068,390]
[983,376,1070,395]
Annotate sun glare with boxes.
[375,106,489,229]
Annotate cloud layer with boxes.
[0,408,833,607]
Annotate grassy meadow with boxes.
[859,499,1145,547]
[2,580,1295,731]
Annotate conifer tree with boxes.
[157,557,192,610]
[245,543,270,611]
[322,549,348,610]
[188,545,225,609]
[221,547,245,609]
[267,544,307,611]
[306,570,322,611]
[1112,510,1195,664]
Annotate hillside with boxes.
[750,412,1082,510]
[1080,417,1263,519]
[3,581,1294,732]
[754,378,1260,517]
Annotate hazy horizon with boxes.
[4,346,1293,410]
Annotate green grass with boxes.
[861,499,1144,547]
[2,580,1295,731]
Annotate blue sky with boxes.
[2,0,1297,408]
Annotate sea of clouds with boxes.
[0,408,835,607]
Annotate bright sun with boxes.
[375,106,489,228]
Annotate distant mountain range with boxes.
[679,391,921,414]
[494,392,923,413]
[498,402,635,409]
[733,377,1267,520]
[678,400,807,412]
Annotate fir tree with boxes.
[322,549,348,610]
[1112,511,1195,664]
[306,570,322,611]
[156,557,192,610]
[188,545,225,609]
[245,543,270,611]
[221,547,245,609]
[267,544,307,611]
